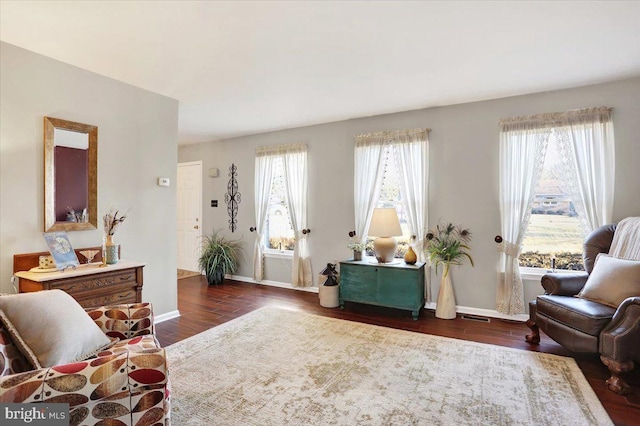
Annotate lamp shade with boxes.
[368,208,402,237]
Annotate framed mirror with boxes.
[44,117,97,232]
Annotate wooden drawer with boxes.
[74,288,138,308]
[50,268,137,294]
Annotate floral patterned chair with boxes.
[0,302,170,426]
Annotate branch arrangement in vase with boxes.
[425,222,474,276]
[103,208,128,237]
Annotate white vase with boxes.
[435,267,456,319]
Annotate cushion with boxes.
[0,290,113,368]
[0,315,30,376]
[577,254,640,307]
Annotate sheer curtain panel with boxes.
[564,107,615,231]
[283,145,312,287]
[353,136,386,242]
[253,152,276,282]
[393,130,430,300]
[497,118,550,315]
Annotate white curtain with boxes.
[253,153,275,282]
[563,107,615,231]
[497,118,550,315]
[353,136,386,242]
[283,145,312,287]
[354,129,430,301]
[393,130,430,300]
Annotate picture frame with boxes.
[42,231,80,270]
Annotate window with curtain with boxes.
[497,107,614,315]
[254,143,311,287]
[354,128,431,299]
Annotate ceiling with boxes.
[1,1,639,145]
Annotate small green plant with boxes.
[198,229,243,285]
[425,222,474,276]
[347,240,366,252]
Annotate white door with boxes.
[177,161,202,271]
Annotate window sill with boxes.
[519,266,580,281]
[264,250,293,260]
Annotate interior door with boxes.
[177,161,202,272]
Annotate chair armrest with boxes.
[600,297,640,362]
[0,348,167,404]
[541,272,588,296]
[86,303,155,339]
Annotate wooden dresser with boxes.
[339,259,425,320]
[13,250,144,308]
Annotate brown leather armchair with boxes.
[526,223,640,394]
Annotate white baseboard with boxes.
[154,310,181,324]
[228,274,319,293]
[424,302,528,322]
[227,275,525,321]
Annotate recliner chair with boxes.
[525,222,640,394]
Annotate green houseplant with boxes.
[198,229,243,285]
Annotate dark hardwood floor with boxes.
[156,276,640,426]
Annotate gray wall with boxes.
[179,76,640,314]
[0,42,179,316]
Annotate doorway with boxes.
[177,161,203,272]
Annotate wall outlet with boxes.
[211,200,218,207]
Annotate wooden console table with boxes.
[339,259,425,320]
[13,250,144,308]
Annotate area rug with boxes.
[166,306,612,425]
[177,269,201,280]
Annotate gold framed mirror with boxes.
[44,117,97,232]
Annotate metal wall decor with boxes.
[224,163,241,232]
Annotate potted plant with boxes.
[103,208,128,264]
[198,229,243,285]
[425,222,474,319]
[347,240,366,261]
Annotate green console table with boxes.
[339,259,426,320]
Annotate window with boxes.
[497,107,613,315]
[520,132,585,271]
[264,157,295,252]
[367,146,412,258]
[253,143,311,286]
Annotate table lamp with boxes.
[368,208,403,263]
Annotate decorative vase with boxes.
[353,250,362,261]
[105,235,119,264]
[435,266,456,319]
[319,284,340,308]
[404,246,417,265]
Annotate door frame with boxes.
[177,160,203,271]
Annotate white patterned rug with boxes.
[166,306,612,425]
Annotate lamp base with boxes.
[373,237,397,263]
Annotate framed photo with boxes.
[43,231,79,270]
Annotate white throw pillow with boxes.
[0,290,113,368]
[578,254,640,308]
